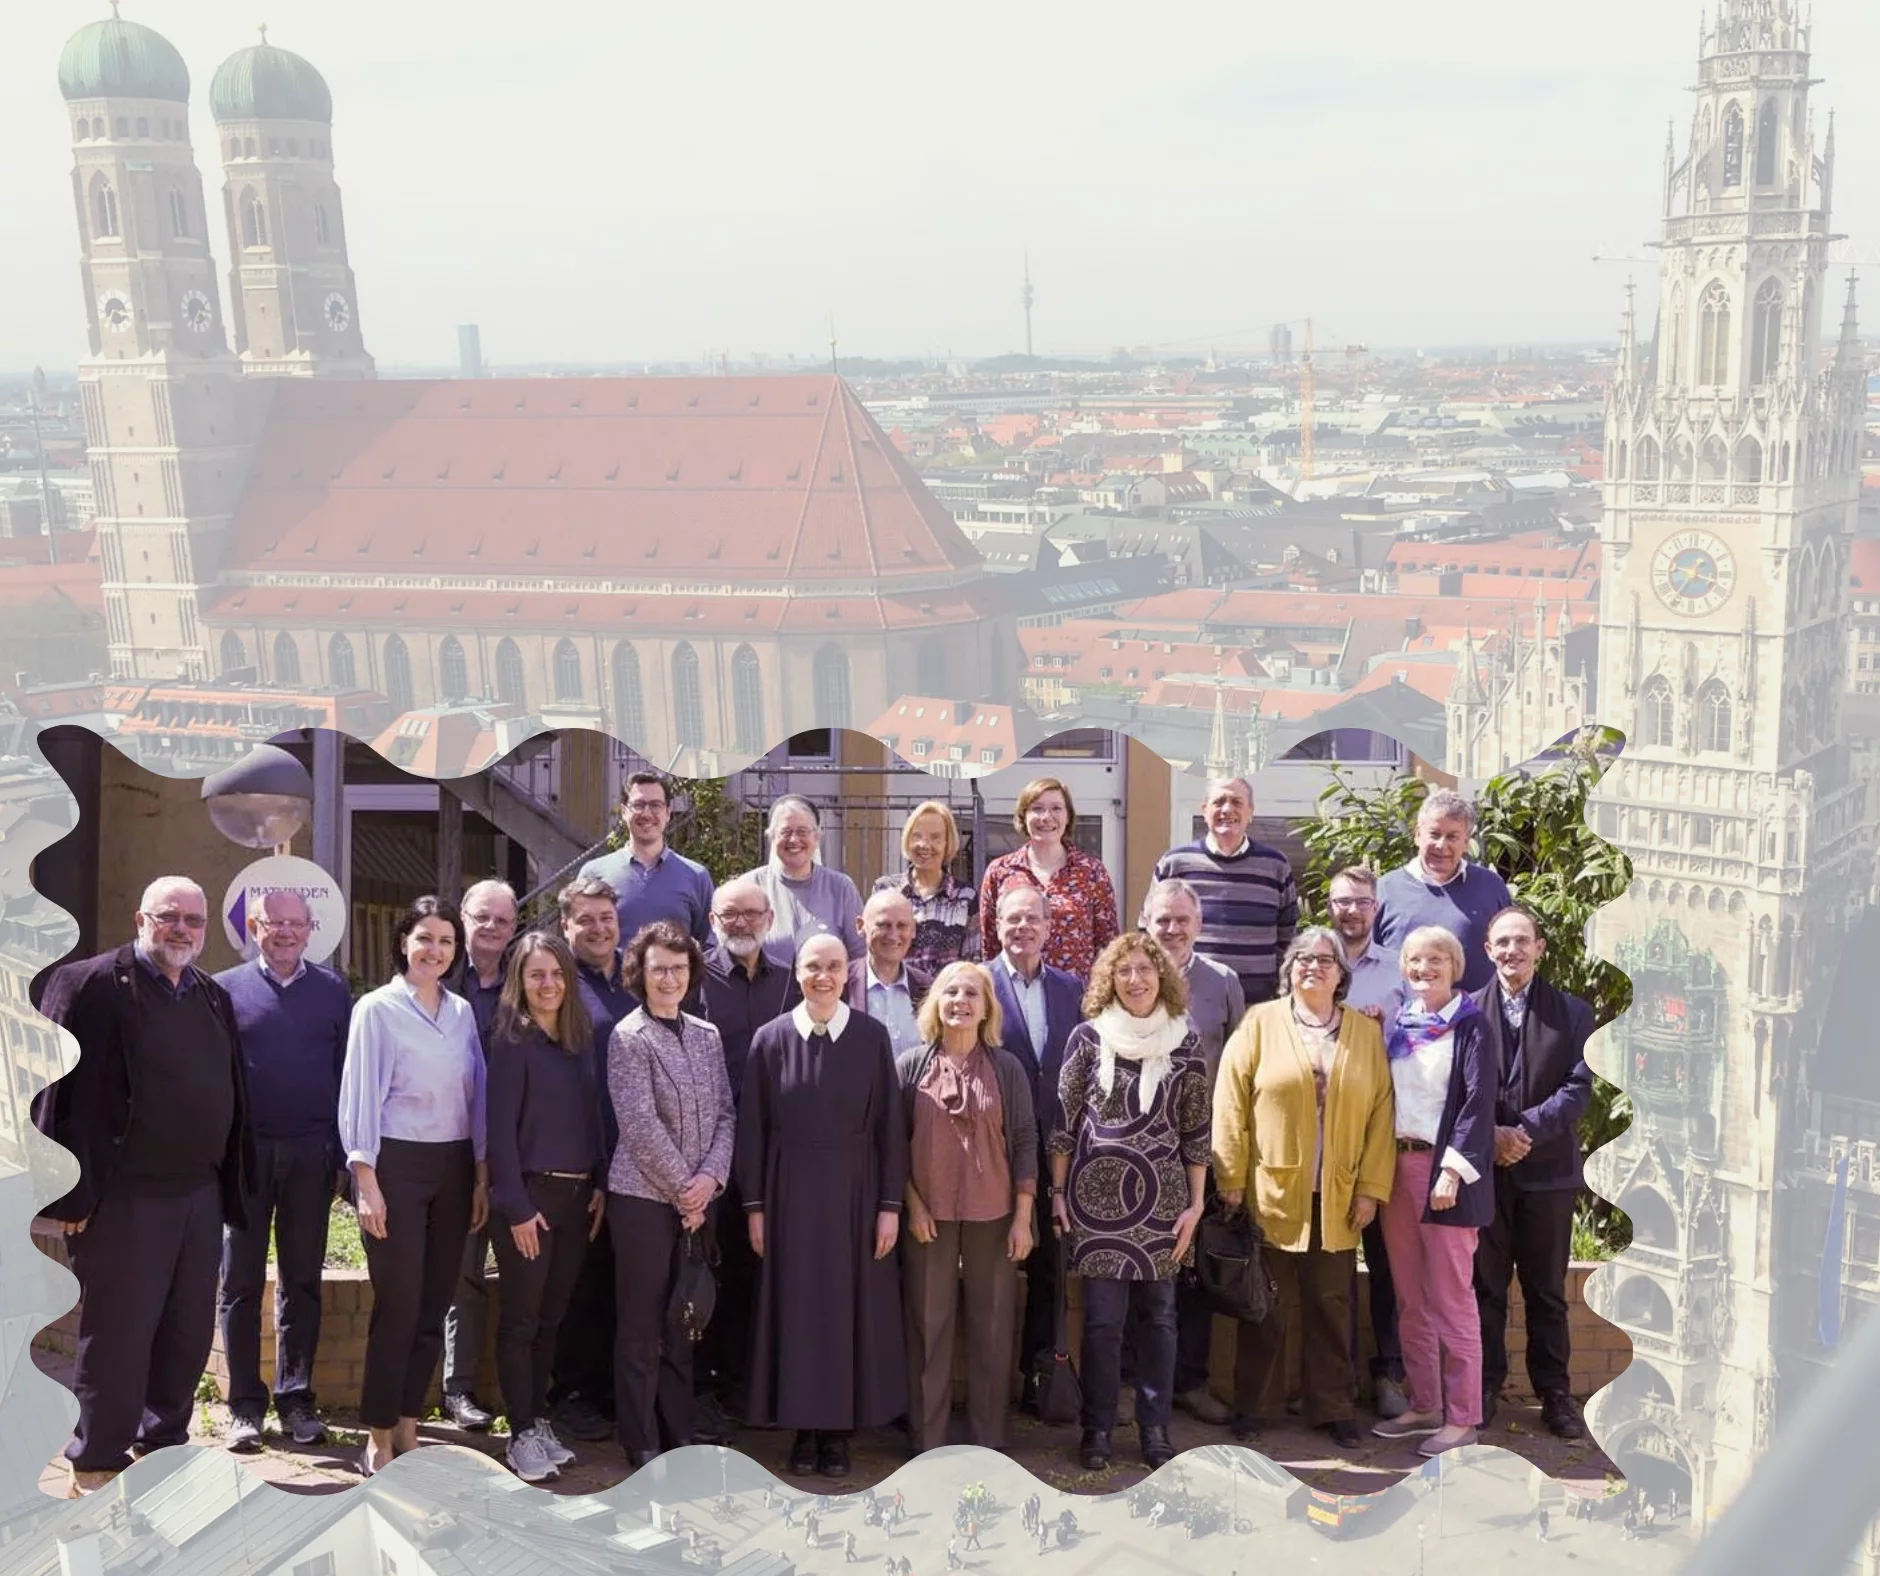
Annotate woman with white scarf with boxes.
[1046,933,1211,1472]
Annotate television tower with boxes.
[1021,253,1035,359]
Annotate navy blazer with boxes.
[30,945,256,1227]
[1470,974,1595,1193]
[987,956,1084,1131]
[1419,1007,1497,1229]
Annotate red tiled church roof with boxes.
[220,375,984,587]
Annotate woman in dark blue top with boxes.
[486,931,604,1483]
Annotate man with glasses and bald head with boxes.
[33,876,256,1497]
[214,889,353,1453]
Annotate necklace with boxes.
[1292,1000,1338,1031]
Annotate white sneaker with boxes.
[506,1427,558,1483]
[535,1421,576,1467]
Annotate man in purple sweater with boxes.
[214,890,353,1452]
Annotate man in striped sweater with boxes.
[1151,776,1298,1008]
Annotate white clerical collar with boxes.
[793,1000,852,1040]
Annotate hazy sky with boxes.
[7,0,1880,370]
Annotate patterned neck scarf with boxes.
[1387,993,1480,1061]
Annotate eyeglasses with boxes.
[643,963,689,980]
[256,917,310,932]
[466,912,514,928]
[625,799,668,814]
[1328,897,1376,911]
[149,911,207,930]
[715,907,769,923]
[1294,955,1340,971]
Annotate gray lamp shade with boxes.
[202,744,314,849]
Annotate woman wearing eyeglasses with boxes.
[1213,927,1395,1451]
[745,796,865,961]
[607,921,735,1470]
[874,801,980,974]
[338,895,488,1477]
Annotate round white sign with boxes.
[222,855,347,964]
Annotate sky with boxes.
[6,0,1880,371]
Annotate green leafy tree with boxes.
[1297,740,1636,1254]
[665,775,764,887]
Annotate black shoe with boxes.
[551,1395,614,1442]
[1230,1414,1262,1443]
[1322,1419,1364,1450]
[443,1392,493,1432]
[1481,1390,1499,1430]
[280,1405,328,1447]
[692,1393,735,1446]
[788,1432,819,1476]
[627,1448,661,1471]
[1540,1392,1584,1440]
[1139,1424,1175,1470]
[1078,1428,1112,1471]
[818,1434,851,1479]
[1019,1372,1042,1417]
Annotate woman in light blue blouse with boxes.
[339,895,489,1476]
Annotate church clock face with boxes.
[98,290,131,333]
[1652,530,1737,617]
[323,291,350,332]
[181,289,213,334]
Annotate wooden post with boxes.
[437,788,463,902]
[558,728,613,844]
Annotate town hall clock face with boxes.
[1651,529,1737,617]
[323,291,350,332]
[97,290,131,333]
[181,289,213,333]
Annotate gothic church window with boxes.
[1696,681,1732,752]
[314,203,330,245]
[495,637,525,707]
[731,644,764,753]
[1614,441,1629,480]
[1700,436,1728,481]
[1698,282,1731,384]
[552,638,583,702]
[813,644,853,730]
[91,179,118,239]
[1749,279,1782,384]
[1722,102,1745,186]
[612,642,644,742]
[1668,435,1694,481]
[220,631,247,673]
[329,633,357,688]
[273,631,300,685]
[1636,435,1661,479]
[1665,286,1684,383]
[1641,675,1675,748]
[1778,440,1791,482]
[168,189,188,238]
[672,642,705,749]
[439,635,468,701]
[241,190,268,248]
[1755,99,1779,186]
[1735,436,1762,484]
[136,117,148,138]
[384,635,413,713]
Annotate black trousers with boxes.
[1018,1193,1059,1373]
[1358,1215,1404,1383]
[1081,1277,1175,1431]
[488,1175,595,1431]
[66,1178,223,1471]
[549,1222,617,1417]
[1475,1175,1577,1398]
[443,1227,492,1398]
[609,1193,698,1452]
[1124,1275,1215,1394]
[698,1182,755,1398]
[219,1132,333,1418]
[359,1138,475,1429]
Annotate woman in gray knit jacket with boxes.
[606,920,735,1469]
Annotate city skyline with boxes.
[4,0,1880,372]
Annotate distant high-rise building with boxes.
[458,323,483,379]
[1269,323,1293,365]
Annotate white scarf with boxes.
[1093,1003,1190,1108]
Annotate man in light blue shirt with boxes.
[578,771,715,947]
[846,890,930,1054]
[1326,864,1409,1420]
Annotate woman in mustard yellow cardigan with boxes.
[1213,926,1396,1450]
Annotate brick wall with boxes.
[32,1224,1628,1410]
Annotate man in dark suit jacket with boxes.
[985,884,1085,1403]
[32,877,255,1495]
[846,890,932,1054]
[1470,905,1594,1440]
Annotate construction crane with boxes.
[1282,319,1367,483]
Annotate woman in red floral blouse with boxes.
[976,777,1119,979]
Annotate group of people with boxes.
[34,767,1592,1497]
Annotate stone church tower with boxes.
[210,33,374,378]
[59,8,259,681]
[1572,0,1872,1539]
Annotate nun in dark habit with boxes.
[736,931,909,1478]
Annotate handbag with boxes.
[1190,1201,1278,1324]
[667,1222,721,1344]
[1029,1234,1083,1425]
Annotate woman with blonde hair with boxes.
[1371,924,1495,1458]
[976,776,1119,978]
[874,801,980,974]
[1047,933,1209,1471]
[896,962,1037,1454]
[1213,926,1395,1450]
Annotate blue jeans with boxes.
[1081,1277,1175,1431]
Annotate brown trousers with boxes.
[903,1216,1017,1452]
[1234,1196,1357,1425]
